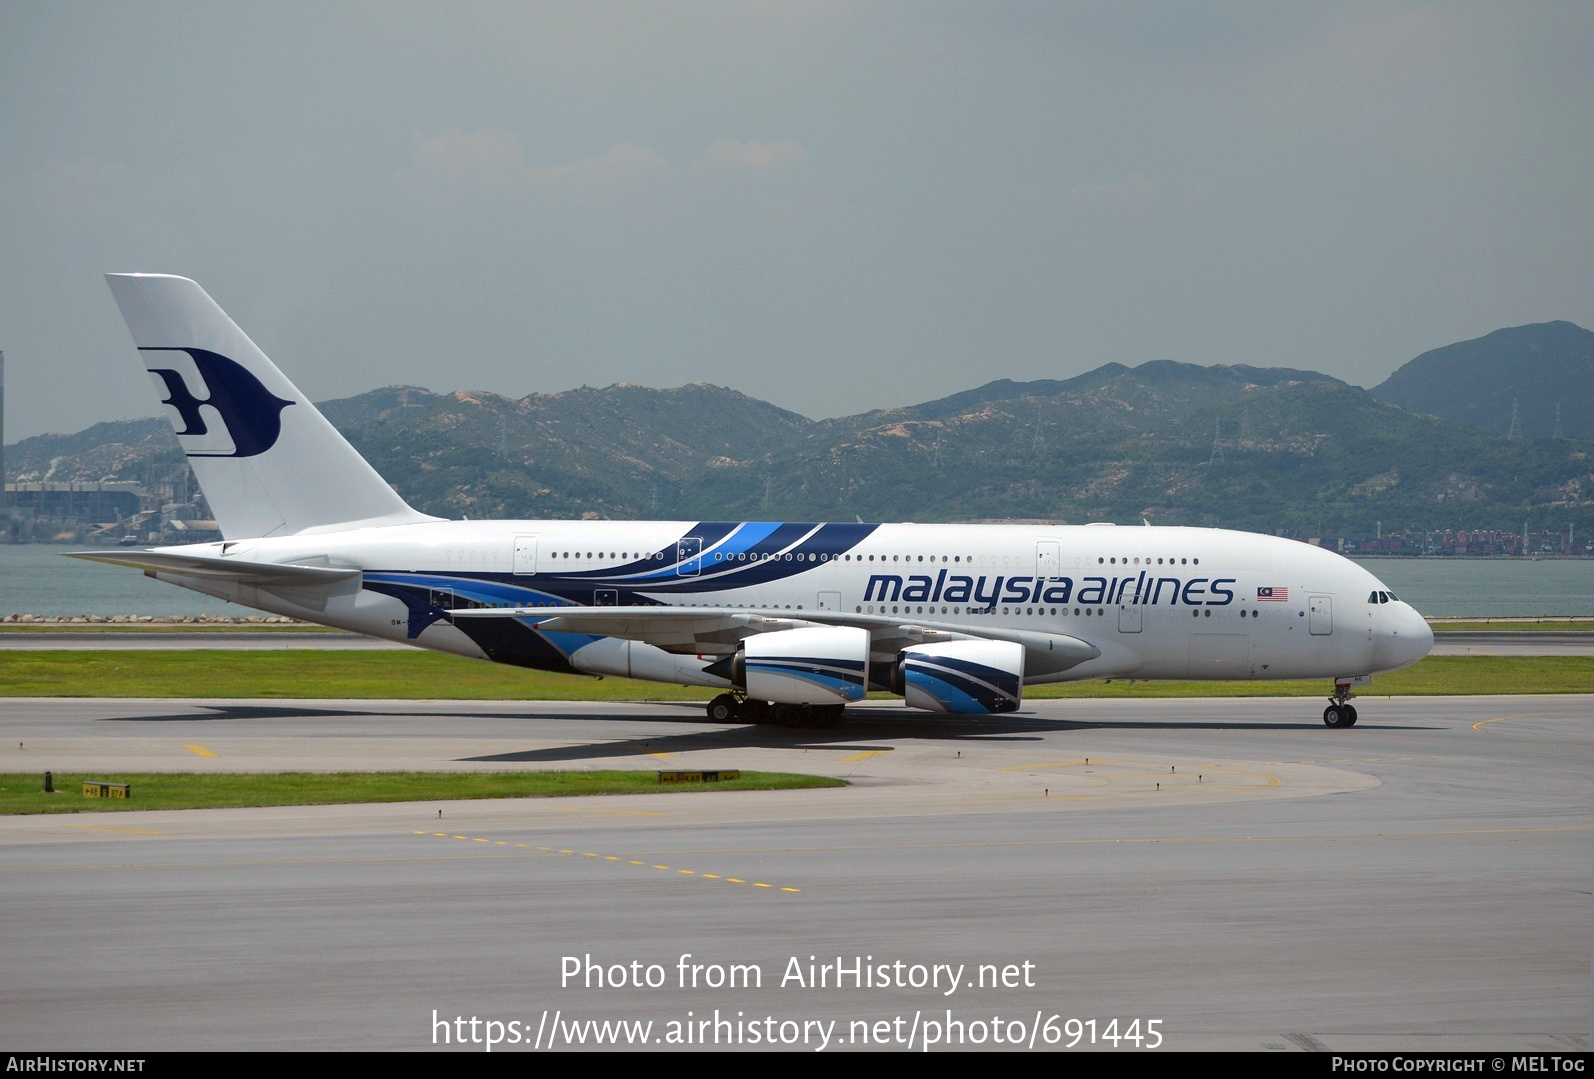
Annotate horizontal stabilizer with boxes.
[66,550,361,585]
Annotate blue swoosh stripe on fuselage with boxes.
[546,521,743,580]
[615,521,791,583]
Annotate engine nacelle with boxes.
[730,626,871,706]
[899,640,1025,714]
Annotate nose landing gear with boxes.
[1323,679,1359,727]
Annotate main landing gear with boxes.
[706,693,845,729]
[1323,681,1359,728]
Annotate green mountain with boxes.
[685,367,1593,536]
[8,349,1593,539]
[1371,321,1594,440]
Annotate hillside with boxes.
[8,353,1593,539]
[685,369,1593,535]
[1371,321,1594,440]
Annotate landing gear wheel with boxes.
[773,704,803,728]
[706,693,740,723]
[813,705,846,729]
[1324,681,1361,728]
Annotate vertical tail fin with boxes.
[105,273,438,539]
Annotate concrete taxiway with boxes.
[1,694,1588,1052]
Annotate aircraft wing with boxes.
[449,604,1100,676]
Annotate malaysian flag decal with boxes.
[1257,586,1289,602]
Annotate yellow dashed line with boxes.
[183,744,217,758]
[840,750,893,762]
[416,833,800,893]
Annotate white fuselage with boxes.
[148,519,1433,690]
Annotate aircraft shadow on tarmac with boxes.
[453,704,1429,763]
[99,704,390,722]
[90,703,1430,753]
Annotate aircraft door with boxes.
[513,534,537,575]
[1118,581,1143,633]
[1036,541,1059,578]
[817,590,842,611]
[1310,594,1333,635]
[595,589,619,607]
[676,536,702,576]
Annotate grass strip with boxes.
[0,650,1586,699]
[3,619,1585,634]
[1427,619,1591,633]
[0,770,843,815]
[1025,655,1591,698]
[0,623,338,634]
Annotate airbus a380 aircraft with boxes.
[76,274,1432,729]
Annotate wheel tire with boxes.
[773,704,802,727]
[1323,704,1349,728]
[814,705,845,729]
[706,693,739,723]
[1343,705,1358,727]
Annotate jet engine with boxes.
[708,626,871,706]
[895,640,1025,714]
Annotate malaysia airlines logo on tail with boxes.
[141,347,295,458]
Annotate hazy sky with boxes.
[3,1,1591,442]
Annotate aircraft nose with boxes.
[1373,604,1433,671]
